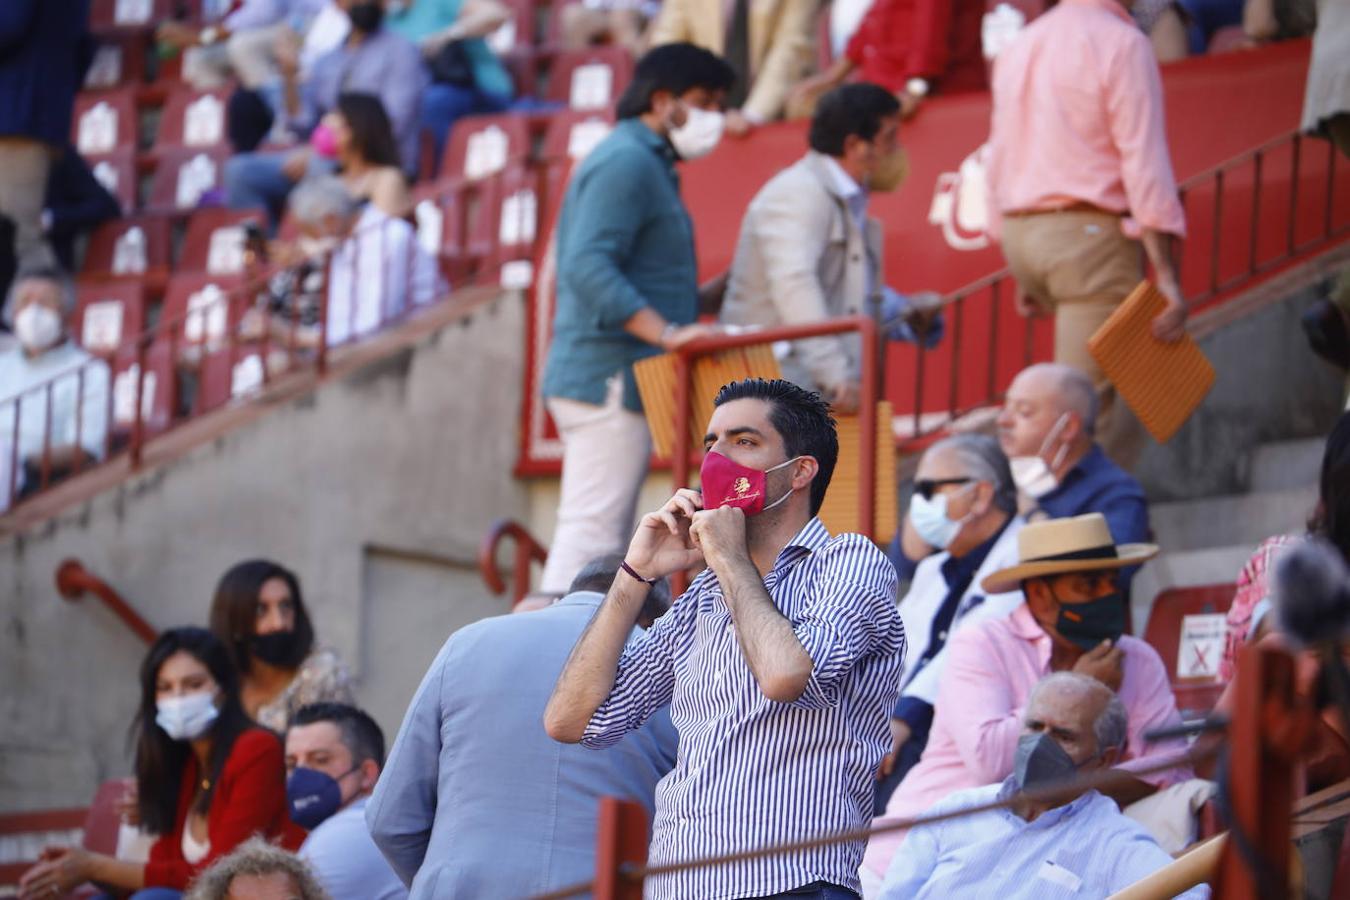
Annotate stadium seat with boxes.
[153,86,232,154]
[488,165,544,289]
[85,147,139,213]
[411,181,470,281]
[546,47,634,111]
[440,113,533,185]
[73,88,140,159]
[1143,583,1236,715]
[159,272,247,354]
[539,108,615,162]
[197,346,270,413]
[88,0,185,32]
[81,779,130,856]
[144,146,230,215]
[485,0,537,59]
[83,34,149,91]
[73,281,148,356]
[178,208,269,275]
[111,339,176,437]
[82,216,172,288]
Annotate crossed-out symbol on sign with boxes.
[1189,642,1214,676]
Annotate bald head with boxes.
[1024,672,1127,767]
[997,363,1098,461]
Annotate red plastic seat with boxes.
[440,113,533,184]
[82,216,172,287]
[539,108,615,162]
[85,148,139,213]
[1142,583,1236,715]
[73,88,140,158]
[159,272,247,353]
[197,346,270,413]
[89,0,185,32]
[411,180,469,281]
[73,281,148,355]
[485,0,536,58]
[111,339,176,437]
[178,208,269,275]
[153,86,231,154]
[145,146,230,214]
[487,165,544,288]
[84,34,150,90]
[82,779,131,856]
[546,46,633,111]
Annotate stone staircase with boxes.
[1130,436,1323,631]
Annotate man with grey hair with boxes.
[878,672,1207,899]
[185,837,330,900]
[0,268,109,510]
[875,433,1025,811]
[368,554,677,897]
[285,175,441,348]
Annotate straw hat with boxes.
[980,513,1158,594]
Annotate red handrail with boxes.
[54,558,157,645]
[478,518,550,605]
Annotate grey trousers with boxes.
[0,137,56,274]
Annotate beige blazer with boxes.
[720,151,884,394]
[648,0,816,123]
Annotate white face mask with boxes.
[908,484,975,549]
[14,305,63,352]
[1010,412,1071,499]
[668,105,725,161]
[299,235,340,259]
[156,691,220,741]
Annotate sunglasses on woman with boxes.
[913,477,973,500]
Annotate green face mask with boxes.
[1050,584,1127,651]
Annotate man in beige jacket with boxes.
[648,0,816,136]
[720,83,934,412]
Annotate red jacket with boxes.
[845,0,988,95]
[144,728,300,889]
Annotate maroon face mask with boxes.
[699,451,800,515]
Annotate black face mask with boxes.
[347,1,384,33]
[1051,586,1127,651]
[251,630,300,666]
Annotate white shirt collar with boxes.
[821,155,864,202]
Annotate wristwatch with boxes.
[905,77,930,98]
[199,25,221,46]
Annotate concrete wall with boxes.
[1135,280,1346,501]
[0,293,530,811]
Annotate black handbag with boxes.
[427,40,477,88]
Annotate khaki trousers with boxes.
[0,137,56,274]
[1001,210,1148,469]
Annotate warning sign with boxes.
[1176,613,1227,679]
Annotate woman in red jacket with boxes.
[18,627,299,899]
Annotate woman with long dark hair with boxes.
[210,559,353,733]
[17,628,297,899]
[307,92,411,219]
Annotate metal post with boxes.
[129,334,147,468]
[593,797,648,900]
[857,315,877,539]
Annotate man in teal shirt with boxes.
[539,43,734,592]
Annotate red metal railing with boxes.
[0,189,503,513]
[54,558,156,644]
[891,127,1350,437]
[478,518,550,606]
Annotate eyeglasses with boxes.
[913,477,973,500]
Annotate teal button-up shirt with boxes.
[542,118,699,412]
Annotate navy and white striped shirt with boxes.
[582,518,906,899]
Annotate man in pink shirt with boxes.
[860,513,1191,889]
[985,0,1187,469]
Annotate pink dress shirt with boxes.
[984,0,1187,241]
[860,603,1191,884]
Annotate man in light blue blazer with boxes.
[366,555,678,899]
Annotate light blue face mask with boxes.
[908,484,975,550]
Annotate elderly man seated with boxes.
[862,513,1190,887]
[875,434,1024,811]
[185,838,329,900]
[0,269,110,510]
[878,672,1208,899]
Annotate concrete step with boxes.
[1148,485,1317,555]
[1246,436,1324,493]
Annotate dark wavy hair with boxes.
[209,560,314,675]
[1310,410,1350,558]
[132,628,253,835]
[713,378,839,515]
[335,92,402,170]
[615,42,736,119]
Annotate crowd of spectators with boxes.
[5,0,1350,898]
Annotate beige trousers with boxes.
[540,375,653,593]
[1001,210,1148,469]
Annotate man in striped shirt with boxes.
[546,378,906,899]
